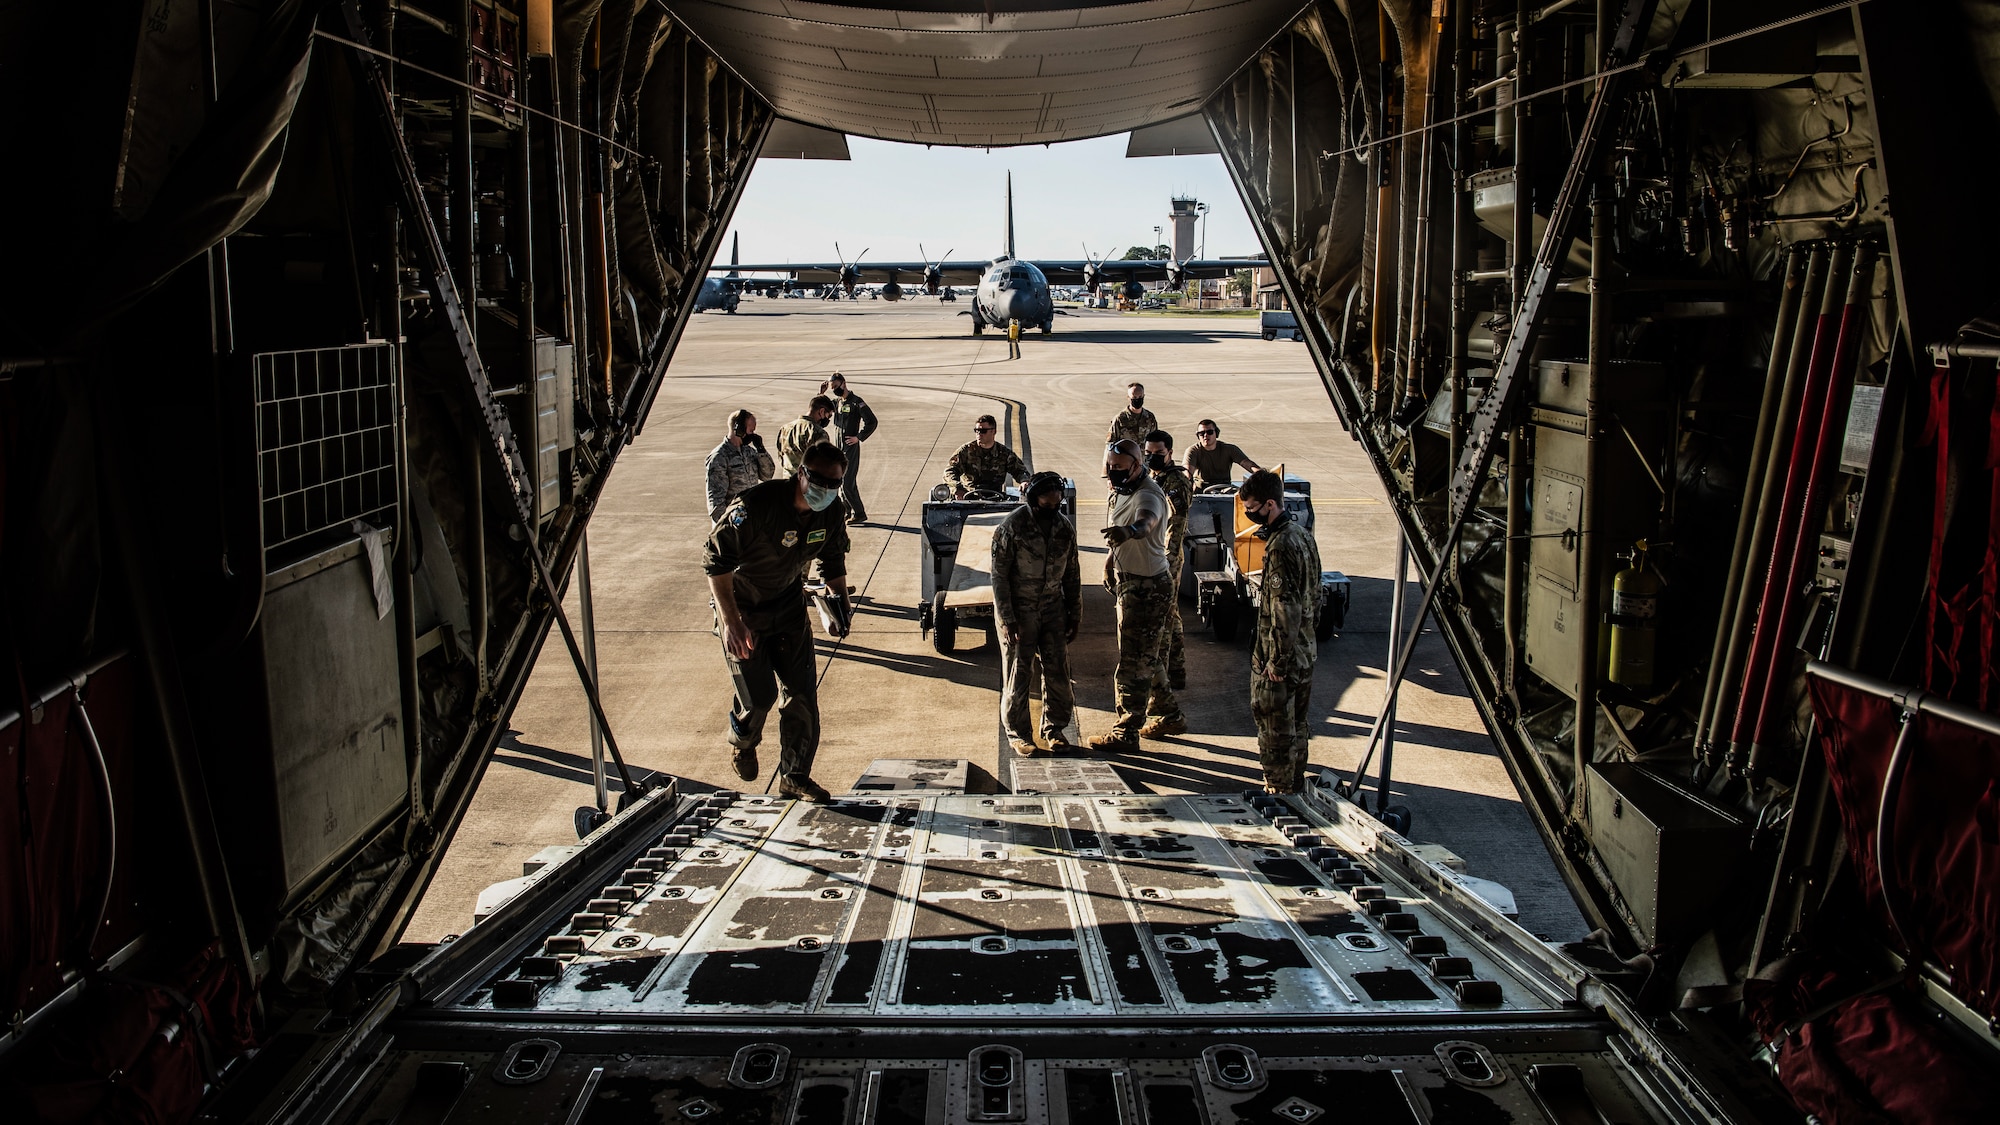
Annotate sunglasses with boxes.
[1196,430,1218,437]
[974,426,996,433]
[804,468,844,489]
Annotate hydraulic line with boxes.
[1746,245,1877,773]
[1692,245,1807,758]
[1726,243,1858,769]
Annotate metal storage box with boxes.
[1584,763,1746,947]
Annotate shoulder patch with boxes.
[806,529,827,544]
[781,529,799,548]
[729,508,746,527]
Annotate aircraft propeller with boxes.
[1081,243,1104,294]
[921,244,955,295]
[835,242,868,295]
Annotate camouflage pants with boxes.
[1250,674,1313,790]
[1150,552,1185,713]
[1115,572,1181,738]
[999,611,1074,744]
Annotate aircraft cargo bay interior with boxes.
[4,1,2000,1123]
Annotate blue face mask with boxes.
[805,482,841,511]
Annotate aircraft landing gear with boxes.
[971,316,985,336]
[1040,320,1053,335]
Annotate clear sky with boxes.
[723,133,1264,268]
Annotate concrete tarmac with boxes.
[405,301,1587,944]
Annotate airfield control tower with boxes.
[1169,196,1200,261]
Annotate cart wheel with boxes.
[1212,590,1241,642]
[1292,330,1304,342]
[1262,329,1276,341]
[1380,805,1414,836]
[932,593,957,654]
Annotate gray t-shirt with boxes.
[1107,477,1170,578]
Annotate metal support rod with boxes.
[1806,659,2000,740]
[1693,245,1805,755]
[1930,340,2000,360]
[1401,5,1448,417]
[1747,245,1877,772]
[1502,425,1526,698]
[1703,244,1832,763]
[1375,531,1410,813]
[389,207,426,829]
[1448,0,1471,468]
[454,0,476,341]
[1512,3,1533,305]
[466,425,489,688]
[1727,243,1857,769]
[1371,1,1394,403]
[1575,197,1609,813]
[580,531,607,811]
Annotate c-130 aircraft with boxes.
[712,173,1265,335]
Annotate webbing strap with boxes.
[1981,369,2000,708]
[1924,357,1953,693]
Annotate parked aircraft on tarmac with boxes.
[693,232,744,313]
[711,174,1263,335]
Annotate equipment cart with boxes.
[1184,475,1349,643]
[917,481,1076,653]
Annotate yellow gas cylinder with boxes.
[1608,542,1661,688]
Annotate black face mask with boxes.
[1105,467,1132,488]
[1244,502,1273,526]
[1129,397,1145,410]
[1145,453,1170,472]
[1033,504,1059,521]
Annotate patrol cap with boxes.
[1024,471,1065,502]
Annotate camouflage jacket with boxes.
[1252,513,1322,679]
[990,506,1080,626]
[705,437,775,521]
[944,440,1027,494]
[1150,464,1192,565]
[1106,407,1158,447]
[775,414,829,476]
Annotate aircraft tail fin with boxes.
[1004,173,1016,260]
[728,231,740,276]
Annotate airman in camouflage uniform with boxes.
[776,394,836,476]
[1145,430,1191,694]
[1087,441,1185,752]
[1240,471,1322,791]
[944,414,1029,496]
[991,473,1081,755]
[1106,382,1158,447]
[706,409,776,522]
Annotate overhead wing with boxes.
[709,261,994,283]
[713,262,846,282]
[1028,258,1267,283]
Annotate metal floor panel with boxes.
[454,793,1564,1019]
